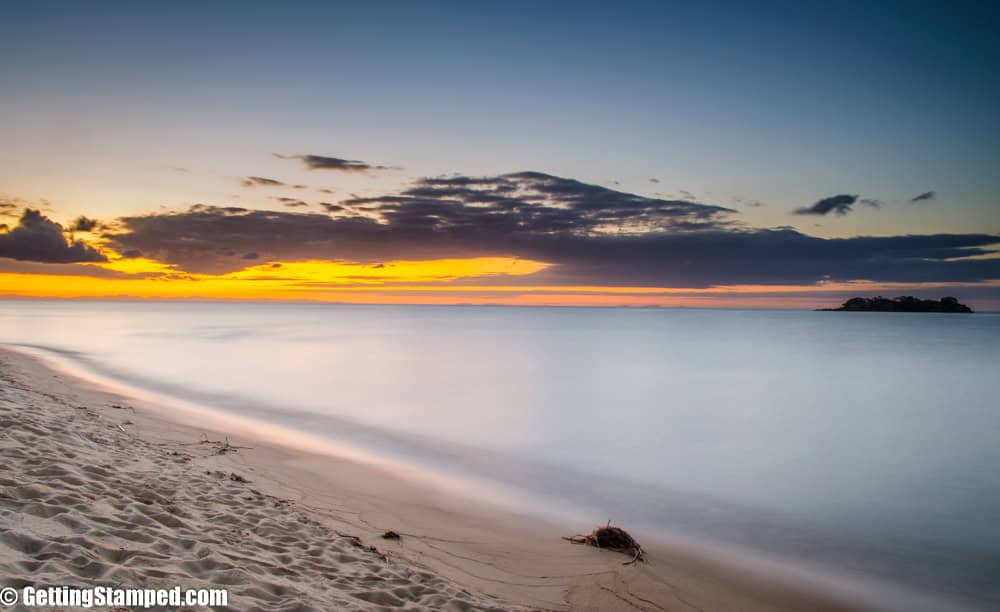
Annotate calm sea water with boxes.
[2,300,998,610]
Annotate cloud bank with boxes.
[96,172,999,287]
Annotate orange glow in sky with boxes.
[3,252,995,308]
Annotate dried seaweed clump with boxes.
[563,521,645,565]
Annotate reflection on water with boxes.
[2,300,999,610]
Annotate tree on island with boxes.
[819,296,973,313]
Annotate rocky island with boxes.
[819,296,974,313]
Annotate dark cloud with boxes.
[911,191,936,203]
[274,153,395,173]
[102,171,736,273]
[0,209,106,263]
[121,249,143,258]
[70,216,99,232]
[191,204,247,214]
[521,230,1000,287]
[241,176,287,188]
[242,252,259,260]
[100,172,1000,287]
[318,188,336,194]
[794,194,859,216]
[272,197,309,208]
[352,171,737,235]
[649,178,660,184]
[859,198,882,208]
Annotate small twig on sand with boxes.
[197,434,254,454]
[334,530,364,546]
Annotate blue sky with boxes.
[3,1,998,229]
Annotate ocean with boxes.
[2,300,998,610]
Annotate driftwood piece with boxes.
[563,521,645,565]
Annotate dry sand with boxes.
[0,346,857,611]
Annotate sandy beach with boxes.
[0,345,856,611]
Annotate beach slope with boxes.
[0,347,853,611]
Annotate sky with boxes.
[1,0,999,309]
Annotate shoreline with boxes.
[2,345,865,611]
